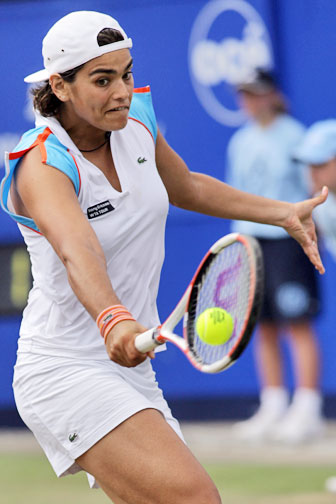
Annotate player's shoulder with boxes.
[10,126,80,193]
[12,126,47,153]
[12,126,70,157]
[129,86,157,142]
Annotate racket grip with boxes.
[135,327,163,353]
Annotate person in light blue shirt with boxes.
[228,69,323,444]
[228,111,308,238]
[295,119,336,494]
[294,119,336,261]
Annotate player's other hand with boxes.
[105,320,155,367]
[284,186,328,274]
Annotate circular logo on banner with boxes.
[188,0,273,126]
[275,283,310,318]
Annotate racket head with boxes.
[183,233,264,373]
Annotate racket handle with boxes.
[135,327,163,353]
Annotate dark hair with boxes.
[32,28,125,117]
[238,68,288,115]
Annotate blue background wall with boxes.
[1,0,336,422]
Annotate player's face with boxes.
[62,49,134,132]
[310,158,336,194]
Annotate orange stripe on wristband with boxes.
[100,309,132,335]
[102,315,136,343]
[99,309,128,331]
[96,305,135,342]
[102,313,134,335]
[96,304,126,327]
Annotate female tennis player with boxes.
[0,11,327,504]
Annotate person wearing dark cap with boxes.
[237,68,279,93]
[228,68,324,444]
[295,120,336,260]
[0,13,327,502]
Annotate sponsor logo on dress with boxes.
[137,156,147,164]
[87,201,115,219]
[69,432,78,442]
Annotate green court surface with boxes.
[1,453,335,504]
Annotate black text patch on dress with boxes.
[87,201,115,219]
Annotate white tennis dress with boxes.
[0,87,183,487]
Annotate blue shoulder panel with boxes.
[11,126,45,153]
[43,134,80,195]
[0,127,80,233]
[129,87,157,142]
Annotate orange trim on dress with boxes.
[128,117,155,144]
[20,223,43,236]
[7,127,65,236]
[67,150,82,195]
[133,86,151,94]
[8,127,52,162]
[39,141,47,164]
[8,126,81,196]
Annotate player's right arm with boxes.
[13,146,147,366]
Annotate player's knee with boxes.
[194,484,221,503]
[200,481,221,503]
[181,473,222,504]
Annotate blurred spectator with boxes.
[295,119,336,492]
[227,69,324,443]
[294,119,336,260]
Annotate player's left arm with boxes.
[155,129,328,273]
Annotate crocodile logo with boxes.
[137,156,147,164]
[69,432,78,442]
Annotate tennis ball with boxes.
[196,307,234,345]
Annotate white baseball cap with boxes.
[24,11,133,83]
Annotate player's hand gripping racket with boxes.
[135,233,264,373]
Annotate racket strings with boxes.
[186,241,252,365]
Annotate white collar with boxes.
[35,111,82,155]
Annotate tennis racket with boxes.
[135,233,264,373]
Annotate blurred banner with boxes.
[0,245,32,315]
[1,0,336,421]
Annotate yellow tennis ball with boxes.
[196,307,234,345]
